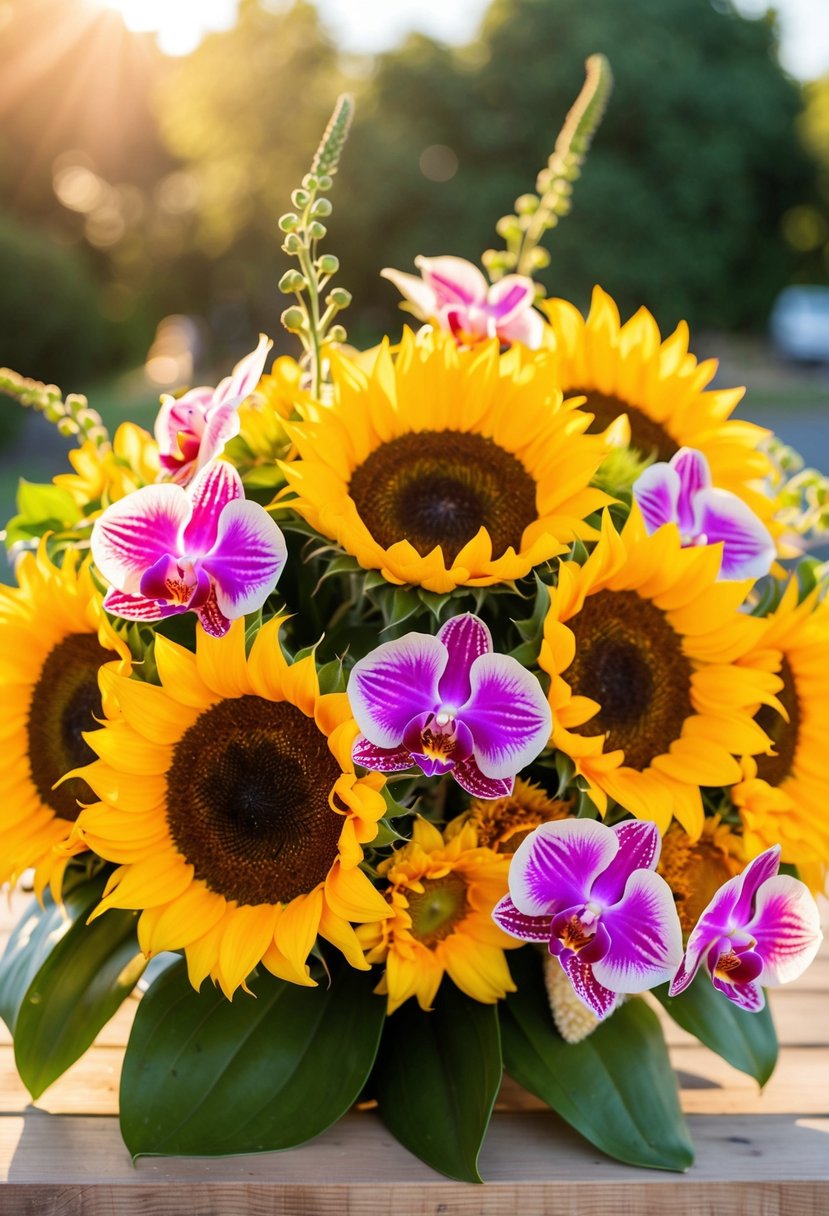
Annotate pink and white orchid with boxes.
[349,613,552,799]
[91,460,287,638]
[155,334,272,485]
[493,819,683,1019]
[633,447,775,580]
[381,255,544,349]
[669,845,822,1012]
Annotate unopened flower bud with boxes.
[327,287,352,309]
[291,188,310,208]
[307,221,327,240]
[311,198,332,218]
[317,174,334,191]
[317,254,340,275]
[282,233,302,254]
[515,193,539,215]
[278,212,299,233]
[529,247,551,270]
[57,417,79,437]
[281,306,306,333]
[302,174,319,191]
[495,215,522,241]
[278,269,307,294]
[328,324,347,343]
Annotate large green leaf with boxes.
[654,971,778,1086]
[120,958,386,1159]
[372,981,502,1183]
[500,948,694,1171]
[13,901,145,1099]
[0,876,105,1035]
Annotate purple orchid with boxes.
[381,255,544,349]
[91,460,287,638]
[493,819,683,1019]
[155,334,272,485]
[669,845,822,1012]
[633,447,775,580]
[348,613,552,799]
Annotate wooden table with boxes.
[1,893,827,1214]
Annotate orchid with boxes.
[155,334,272,485]
[91,460,287,638]
[349,613,552,798]
[633,447,775,580]
[493,819,683,1019]
[381,255,544,349]
[669,845,822,1012]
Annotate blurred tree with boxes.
[794,75,829,278]
[333,0,819,334]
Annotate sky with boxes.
[98,0,829,79]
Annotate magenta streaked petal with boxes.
[559,953,618,1020]
[213,334,273,408]
[632,462,680,535]
[195,586,232,637]
[461,653,551,779]
[746,875,823,986]
[91,484,190,594]
[380,267,437,319]
[496,305,545,350]
[103,588,168,622]
[694,488,776,580]
[668,871,747,997]
[733,846,782,924]
[670,448,711,535]
[590,821,661,905]
[190,402,242,479]
[712,974,766,1013]
[181,461,244,555]
[415,255,488,307]
[154,389,210,456]
[435,613,492,708]
[492,895,552,942]
[486,275,536,322]
[708,944,764,986]
[452,755,513,799]
[509,819,618,918]
[348,633,444,748]
[352,735,415,773]
[203,500,287,618]
[593,870,683,993]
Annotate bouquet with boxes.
[0,61,826,1181]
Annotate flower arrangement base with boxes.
[0,897,826,1215]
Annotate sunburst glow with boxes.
[95,0,238,56]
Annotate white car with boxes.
[771,286,829,363]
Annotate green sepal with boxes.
[371,817,407,847]
[512,575,551,651]
[317,656,347,694]
[120,958,385,1159]
[1,878,145,1099]
[500,949,694,1171]
[654,971,778,1086]
[371,981,502,1182]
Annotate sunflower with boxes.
[280,329,610,593]
[542,287,772,520]
[446,777,572,854]
[0,545,131,897]
[358,818,519,1013]
[71,618,391,998]
[658,816,745,935]
[538,508,781,837]
[53,422,159,510]
[731,582,829,881]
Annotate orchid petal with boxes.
[496,305,544,349]
[195,586,232,638]
[154,388,212,455]
[192,402,243,478]
[559,953,618,1020]
[103,588,169,622]
[379,267,438,319]
[669,871,747,997]
[352,736,415,773]
[632,462,680,535]
[415,255,488,307]
[590,821,662,906]
[348,633,444,748]
[91,483,190,594]
[509,819,619,918]
[671,448,711,535]
[593,870,683,993]
[451,755,513,799]
[202,500,287,618]
[694,488,776,580]
[181,461,244,555]
[402,711,474,776]
[213,334,272,408]
[491,894,552,942]
[461,653,551,779]
[732,846,782,924]
[435,614,492,709]
[747,875,823,986]
[712,974,765,1013]
[486,275,536,322]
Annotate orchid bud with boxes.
[328,324,347,343]
[282,233,302,254]
[317,174,334,190]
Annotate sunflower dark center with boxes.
[348,430,537,564]
[166,696,343,906]
[565,590,694,771]
[569,387,678,463]
[406,873,469,947]
[754,657,800,786]
[26,632,109,822]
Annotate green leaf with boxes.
[372,981,502,1182]
[16,479,80,525]
[13,900,145,1099]
[654,971,778,1086]
[500,949,694,1171]
[120,958,385,1159]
